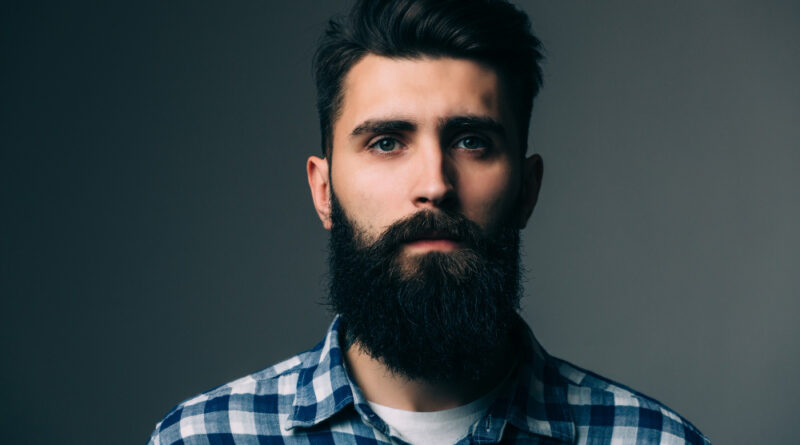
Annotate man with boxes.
[149,0,710,443]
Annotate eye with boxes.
[454,135,490,150]
[369,137,401,152]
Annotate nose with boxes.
[411,142,456,209]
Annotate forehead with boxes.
[335,54,515,139]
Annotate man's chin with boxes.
[393,248,482,281]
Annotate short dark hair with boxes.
[314,0,544,157]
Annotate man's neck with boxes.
[343,341,513,412]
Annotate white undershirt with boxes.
[366,386,501,445]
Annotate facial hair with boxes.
[326,192,522,384]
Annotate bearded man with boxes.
[148,1,710,443]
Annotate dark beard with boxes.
[326,192,522,384]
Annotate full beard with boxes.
[326,192,522,384]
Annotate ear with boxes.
[307,156,332,230]
[517,154,543,229]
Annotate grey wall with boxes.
[2,1,797,444]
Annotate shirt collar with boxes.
[285,316,355,429]
[476,316,576,443]
[285,315,576,443]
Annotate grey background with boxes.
[2,1,798,444]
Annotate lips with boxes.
[401,231,464,253]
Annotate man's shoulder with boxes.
[547,355,711,445]
[147,352,308,445]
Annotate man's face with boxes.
[316,54,537,251]
[306,54,542,382]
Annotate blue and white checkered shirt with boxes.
[148,316,710,444]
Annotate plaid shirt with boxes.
[148,316,710,444]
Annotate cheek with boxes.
[459,162,519,228]
[331,159,404,236]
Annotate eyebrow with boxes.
[348,115,506,139]
[439,115,507,139]
[350,119,417,137]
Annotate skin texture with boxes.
[307,54,543,411]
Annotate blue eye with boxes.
[455,136,489,150]
[370,137,400,152]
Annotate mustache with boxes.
[367,210,488,255]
